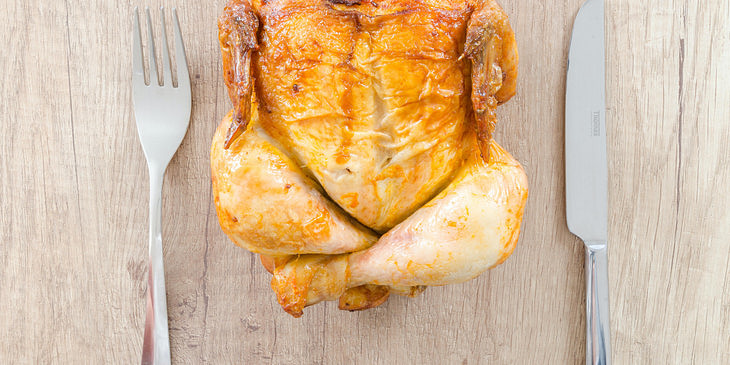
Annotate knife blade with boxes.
[565,0,611,364]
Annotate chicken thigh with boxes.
[212,0,527,317]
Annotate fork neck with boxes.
[148,164,167,244]
[148,161,168,180]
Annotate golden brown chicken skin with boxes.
[212,0,525,317]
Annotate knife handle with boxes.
[585,243,611,365]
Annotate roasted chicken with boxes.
[211,0,527,317]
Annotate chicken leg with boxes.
[211,110,378,256]
[271,136,527,316]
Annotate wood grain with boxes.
[1,0,728,363]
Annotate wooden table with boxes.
[1,0,728,363]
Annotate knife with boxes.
[565,0,611,364]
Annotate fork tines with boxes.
[132,7,189,89]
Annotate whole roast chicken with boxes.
[211,0,527,317]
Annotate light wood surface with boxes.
[1,0,728,363]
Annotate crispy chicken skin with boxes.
[212,0,526,317]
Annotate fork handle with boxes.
[142,167,171,365]
[585,242,611,365]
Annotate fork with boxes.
[132,7,191,365]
